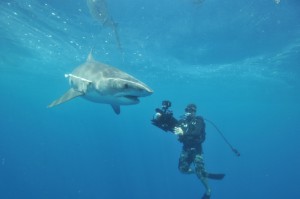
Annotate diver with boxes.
[152,102,225,199]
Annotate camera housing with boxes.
[151,100,178,132]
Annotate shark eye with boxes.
[124,83,129,89]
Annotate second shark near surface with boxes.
[87,0,122,51]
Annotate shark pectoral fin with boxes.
[111,104,120,115]
[48,88,83,108]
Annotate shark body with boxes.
[48,53,153,114]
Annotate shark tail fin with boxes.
[48,88,83,108]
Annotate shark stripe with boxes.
[65,73,92,83]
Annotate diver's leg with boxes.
[178,148,193,174]
[194,154,211,197]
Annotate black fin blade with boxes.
[207,173,225,180]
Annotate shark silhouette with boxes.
[87,0,122,50]
[48,53,153,114]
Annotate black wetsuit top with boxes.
[176,116,206,149]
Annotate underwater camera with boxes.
[151,100,178,132]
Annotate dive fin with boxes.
[48,88,83,108]
[111,104,120,115]
[201,193,210,199]
[206,173,225,180]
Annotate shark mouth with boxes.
[124,95,139,102]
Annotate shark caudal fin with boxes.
[48,88,83,108]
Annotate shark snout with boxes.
[138,85,153,97]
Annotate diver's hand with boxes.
[174,127,184,135]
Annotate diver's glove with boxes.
[174,127,184,135]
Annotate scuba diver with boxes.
[152,101,225,199]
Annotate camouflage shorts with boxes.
[178,147,206,177]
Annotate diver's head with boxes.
[162,100,171,110]
[184,103,197,119]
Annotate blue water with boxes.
[1,0,300,198]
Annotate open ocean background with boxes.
[1,0,300,199]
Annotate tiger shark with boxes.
[48,53,153,114]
